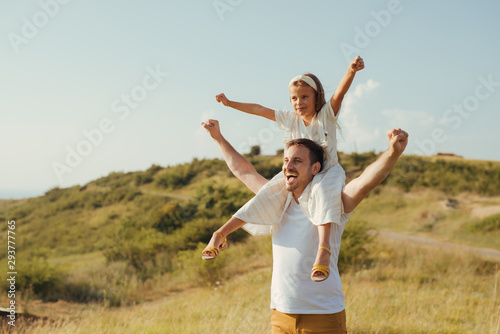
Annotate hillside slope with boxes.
[0,152,499,307]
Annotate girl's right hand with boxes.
[215,93,230,106]
[350,56,365,73]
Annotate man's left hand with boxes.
[387,128,409,155]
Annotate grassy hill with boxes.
[1,151,500,332]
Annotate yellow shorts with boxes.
[271,309,347,334]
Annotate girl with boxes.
[202,56,365,282]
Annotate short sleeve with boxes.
[275,110,295,131]
[320,101,339,124]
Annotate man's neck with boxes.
[292,191,302,204]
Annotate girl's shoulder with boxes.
[318,101,338,124]
[275,109,295,118]
[275,109,297,125]
[319,101,336,117]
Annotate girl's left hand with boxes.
[350,56,365,72]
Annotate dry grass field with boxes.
[1,155,500,333]
[3,234,499,334]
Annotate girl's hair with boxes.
[290,73,326,113]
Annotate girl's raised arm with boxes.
[330,56,365,116]
[216,93,276,121]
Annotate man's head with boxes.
[283,139,324,198]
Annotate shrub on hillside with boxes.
[340,151,378,173]
[1,257,66,302]
[134,171,154,186]
[351,151,378,169]
[249,145,261,156]
[166,218,224,251]
[104,221,170,278]
[147,164,163,174]
[338,218,374,271]
[154,158,229,189]
[254,162,282,179]
[151,202,197,234]
[90,171,135,190]
[155,164,196,189]
[104,186,142,205]
[194,182,253,219]
[45,187,66,202]
[63,261,142,306]
[468,214,500,232]
[174,244,227,286]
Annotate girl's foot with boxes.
[311,246,331,282]
[201,231,228,260]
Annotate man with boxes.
[201,119,408,333]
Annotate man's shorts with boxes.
[271,309,347,334]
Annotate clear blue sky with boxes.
[1,0,499,199]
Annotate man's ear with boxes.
[312,162,321,176]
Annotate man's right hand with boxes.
[202,119,223,141]
[215,93,230,106]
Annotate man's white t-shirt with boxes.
[270,199,350,314]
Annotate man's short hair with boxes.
[285,139,325,172]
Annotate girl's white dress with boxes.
[234,102,346,236]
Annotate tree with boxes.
[250,145,261,156]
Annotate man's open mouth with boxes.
[286,174,298,183]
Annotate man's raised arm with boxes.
[202,119,268,194]
[342,128,409,213]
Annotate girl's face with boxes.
[289,84,316,120]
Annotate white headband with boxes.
[289,74,317,91]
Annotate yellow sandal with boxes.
[311,247,331,282]
[201,231,228,260]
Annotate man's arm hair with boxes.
[202,120,268,194]
[342,129,408,213]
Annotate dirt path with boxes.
[374,230,500,260]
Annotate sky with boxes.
[1,0,499,199]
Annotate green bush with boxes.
[468,214,500,232]
[63,261,142,306]
[155,164,196,189]
[385,156,500,196]
[45,187,66,202]
[248,156,283,179]
[1,257,67,302]
[194,182,253,219]
[134,171,154,186]
[174,244,226,286]
[338,218,374,271]
[151,202,197,234]
[249,145,261,156]
[104,220,170,278]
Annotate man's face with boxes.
[283,145,319,198]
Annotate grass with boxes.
[1,153,500,332]
[351,186,500,250]
[6,237,499,334]
[343,239,500,333]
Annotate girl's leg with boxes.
[202,216,247,259]
[312,223,332,279]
